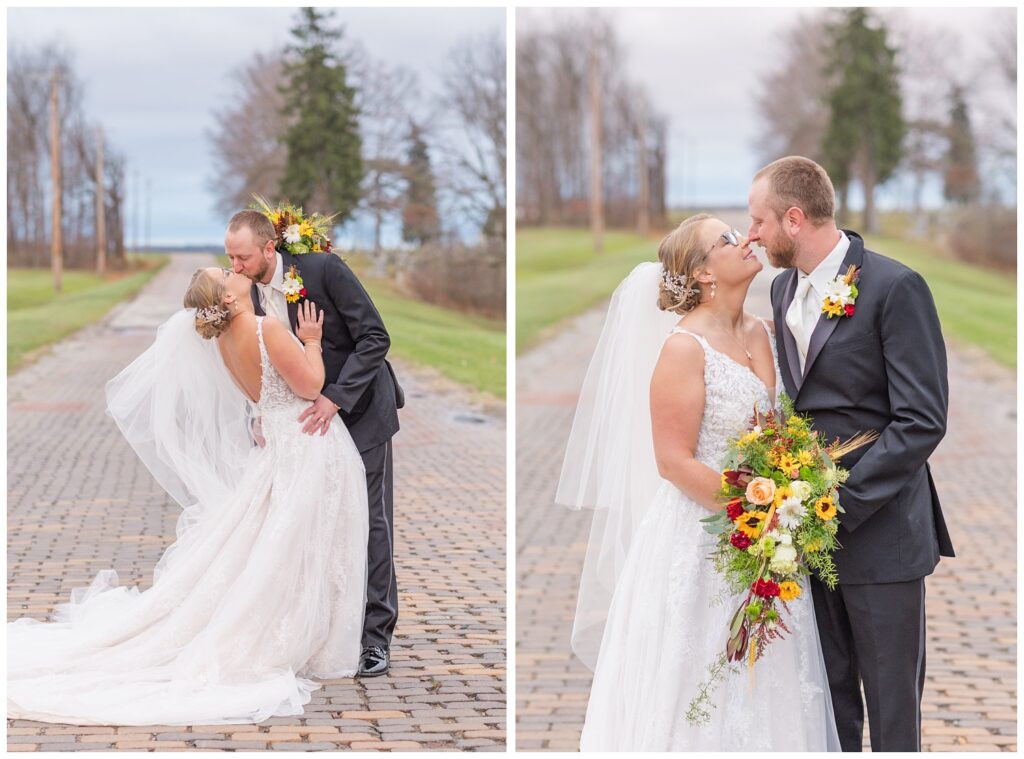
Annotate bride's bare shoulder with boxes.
[748,313,774,336]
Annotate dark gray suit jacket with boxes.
[770,231,955,584]
[251,249,403,453]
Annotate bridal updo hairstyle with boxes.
[183,269,231,339]
[657,212,712,315]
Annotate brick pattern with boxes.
[8,254,506,752]
[516,256,1016,752]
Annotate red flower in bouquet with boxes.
[844,304,855,317]
[751,578,781,598]
[730,532,752,550]
[726,498,744,522]
[722,468,753,490]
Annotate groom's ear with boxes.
[783,206,806,235]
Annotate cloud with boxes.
[8,7,504,245]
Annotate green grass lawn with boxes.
[516,227,657,351]
[8,256,169,373]
[219,254,506,398]
[517,226,1016,369]
[865,235,1016,369]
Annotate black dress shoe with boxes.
[357,645,389,677]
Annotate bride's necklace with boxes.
[708,309,752,362]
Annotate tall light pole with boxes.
[95,126,106,276]
[49,68,63,292]
[636,95,650,237]
[133,168,140,257]
[588,20,604,254]
[145,177,152,255]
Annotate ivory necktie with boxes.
[786,275,814,372]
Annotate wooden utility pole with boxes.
[636,97,650,237]
[145,177,152,255]
[588,23,604,254]
[49,69,63,292]
[133,169,140,256]
[95,126,106,275]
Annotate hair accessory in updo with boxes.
[661,267,699,300]
[196,305,229,325]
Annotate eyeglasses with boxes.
[707,228,742,254]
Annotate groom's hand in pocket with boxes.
[298,394,340,436]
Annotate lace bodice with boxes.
[666,319,782,469]
[255,316,308,415]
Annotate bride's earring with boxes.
[711,279,717,299]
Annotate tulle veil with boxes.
[555,261,679,669]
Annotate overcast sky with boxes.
[8,7,504,246]
[518,6,1015,209]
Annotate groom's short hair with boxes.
[754,156,835,226]
[228,210,276,249]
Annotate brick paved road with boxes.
[516,256,1016,752]
[7,254,506,752]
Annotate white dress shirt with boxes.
[786,231,850,372]
[257,252,289,325]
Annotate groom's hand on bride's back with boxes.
[298,395,341,436]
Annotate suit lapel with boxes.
[775,269,803,396]
[801,232,865,384]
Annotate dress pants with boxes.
[810,575,927,752]
[360,439,398,649]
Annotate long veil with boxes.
[104,309,254,550]
[555,261,679,669]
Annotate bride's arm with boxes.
[261,306,326,401]
[650,335,724,511]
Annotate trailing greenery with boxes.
[8,257,168,373]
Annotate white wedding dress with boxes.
[8,315,369,726]
[579,322,840,751]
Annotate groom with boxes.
[748,156,954,751]
[225,209,404,678]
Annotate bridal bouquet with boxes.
[685,395,877,725]
[250,194,337,255]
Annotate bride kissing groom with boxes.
[562,155,953,751]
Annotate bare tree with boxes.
[7,42,124,271]
[516,11,666,232]
[436,27,506,240]
[207,52,289,215]
[355,58,417,255]
[753,12,832,166]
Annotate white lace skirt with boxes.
[580,481,840,751]
[8,410,368,726]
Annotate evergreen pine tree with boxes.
[943,85,980,205]
[402,122,441,245]
[821,8,904,232]
[280,7,362,221]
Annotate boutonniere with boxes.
[821,265,861,319]
[282,264,307,304]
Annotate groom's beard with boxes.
[765,229,797,269]
[248,257,271,284]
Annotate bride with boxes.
[8,266,368,726]
[558,214,840,751]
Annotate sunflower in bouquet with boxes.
[250,194,337,255]
[685,394,877,725]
